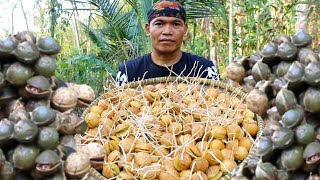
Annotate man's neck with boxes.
[151,51,182,67]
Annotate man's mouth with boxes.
[160,39,174,42]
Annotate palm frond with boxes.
[186,0,227,22]
[66,55,117,76]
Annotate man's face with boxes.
[145,16,188,54]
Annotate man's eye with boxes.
[155,22,163,26]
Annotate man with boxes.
[116,0,220,86]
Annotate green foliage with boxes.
[56,53,116,94]
[34,0,318,94]
[233,0,312,57]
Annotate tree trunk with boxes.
[235,6,245,56]
[20,0,29,31]
[70,0,81,52]
[50,0,56,37]
[10,2,19,34]
[209,20,218,66]
[311,0,319,50]
[296,3,310,32]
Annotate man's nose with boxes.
[162,24,173,34]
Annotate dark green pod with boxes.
[303,87,320,113]
[276,87,297,115]
[292,31,312,47]
[281,146,304,171]
[281,107,304,128]
[272,127,294,150]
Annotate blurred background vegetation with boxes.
[1,0,319,95]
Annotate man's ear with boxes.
[145,23,150,36]
[184,23,188,35]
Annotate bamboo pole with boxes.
[255,6,260,52]
[228,0,234,64]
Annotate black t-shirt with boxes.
[116,52,220,86]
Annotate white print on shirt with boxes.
[207,66,220,80]
[116,71,128,86]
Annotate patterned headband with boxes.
[147,0,186,23]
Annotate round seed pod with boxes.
[246,156,259,173]
[292,31,312,47]
[8,107,30,124]
[13,119,39,143]
[6,62,34,87]
[36,36,61,55]
[0,119,14,145]
[260,42,278,64]
[234,56,252,70]
[277,42,298,61]
[276,61,292,77]
[256,136,273,157]
[65,152,91,178]
[13,41,40,64]
[225,62,246,83]
[13,144,40,170]
[37,127,59,150]
[249,54,261,65]
[191,157,209,172]
[34,56,57,78]
[255,162,276,180]
[304,61,320,86]
[262,120,281,137]
[255,80,274,99]
[295,123,316,145]
[272,77,286,94]
[284,61,304,85]
[276,87,297,115]
[303,87,320,113]
[272,127,294,150]
[266,106,281,121]
[241,75,256,93]
[32,106,57,126]
[0,36,18,59]
[297,47,319,65]
[14,31,36,43]
[245,89,269,116]
[303,142,320,165]
[280,107,304,128]
[281,146,304,171]
[272,34,291,45]
[252,61,271,82]
[220,159,237,173]
[173,152,192,171]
